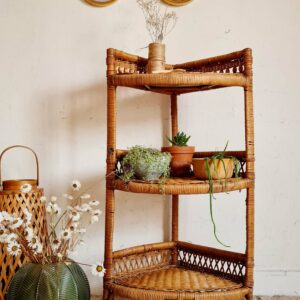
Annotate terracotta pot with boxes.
[192,158,234,180]
[161,146,195,177]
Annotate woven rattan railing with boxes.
[176,242,246,283]
[112,242,175,278]
[107,48,251,76]
[111,242,246,283]
[174,49,251,75]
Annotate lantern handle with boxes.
[0,145,39,187]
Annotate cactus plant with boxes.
[167,131,191,147]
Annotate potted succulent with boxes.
[192,142,240,247]
[120,146,171,182]
[162,132,195,177]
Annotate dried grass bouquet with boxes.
[0,180,105,277]
[137,0,178,43]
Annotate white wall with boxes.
[0,0,300,296]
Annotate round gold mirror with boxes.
[162,0,193,6]
[84,0,118,7]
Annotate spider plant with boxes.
[204,141,240,247]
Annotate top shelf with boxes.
[107,48,253,95]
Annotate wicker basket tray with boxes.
[107,241,248,300]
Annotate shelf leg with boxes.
[246,289,254,300]
[103,288,114,300]
[104,83,117,291]
[171,93,179,239]
[244,56,255,291]
[170,94,179,264]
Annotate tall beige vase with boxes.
[147,42,165,73]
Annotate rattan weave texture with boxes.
[115,266,243,292]
[104,47,254,300]
[114,177,253,195]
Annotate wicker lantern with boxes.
[0,145,48,300]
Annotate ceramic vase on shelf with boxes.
[147,42,166,73]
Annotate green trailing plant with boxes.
[167,131,191,147]
[120,146,171,182]
[204,141,240,248]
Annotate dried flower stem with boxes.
[137,0,177,43]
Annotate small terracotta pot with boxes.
[192,158,234,180]
[161,146,195,177]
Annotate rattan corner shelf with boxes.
[104,48,254,300]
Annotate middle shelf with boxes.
[114,177,253,195]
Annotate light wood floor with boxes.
[91,297,299,300]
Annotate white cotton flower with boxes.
[68,222,78,233]
[46,203,61,215]
[23,209,32,225]
[0,226,8,242]
[20,183,32,193]
[91,215,99,224]
[33,243,43,254]
[63,194,74,200]
[51,239,60,251]
[57,253,63,260]
[46,204,53,214]
[0,211,13,222]
[27,236,39,249]
[52,204,61,215]
[92,209,102,217]
[50,196,57,203]
[71,180,81,191]
[60,229,72,240]
[9,218,23,229]
[24,227,34,240]
[40,196,47,203]
[89,200,100,207]
[80,194,91,200]
[7,242,21,256]
[69,211,80,222]
[6,233,18,243]
[73,205,82,212]
[80,204,91,212]
[91,262,106,277]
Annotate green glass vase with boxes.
[7,262,90,300]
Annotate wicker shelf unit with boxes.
[104,48,254,300]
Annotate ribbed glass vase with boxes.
[7,262,90,300]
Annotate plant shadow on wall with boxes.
[45,81,172,256]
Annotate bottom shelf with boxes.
[107,241,250,299]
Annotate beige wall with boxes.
[1,0,300,296]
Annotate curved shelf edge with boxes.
[109,241,248,300]
[114,177,254,195]
[108,72,248,89]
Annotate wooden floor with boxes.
[91,297,299,300]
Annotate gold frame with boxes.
[162,0,193,6]
[84,0,117,7]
